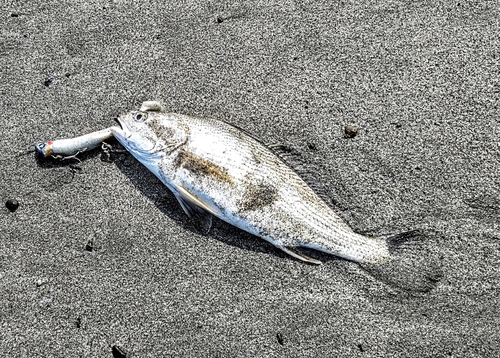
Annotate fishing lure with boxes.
[34,102,163,158]
[35,127,117,159]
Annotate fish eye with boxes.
[134,112,148,122]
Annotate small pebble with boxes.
[5,199,19,212]
[216,16,224,23]
[112,345,128,358]
[76,317,82,328]
[44,77,53,87]
[344,125,358,138]
[276,332,284,345]
[85,238,94,252]
[39,297,52,308]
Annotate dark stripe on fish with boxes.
[174,150,234,185]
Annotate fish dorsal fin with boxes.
[220,119,335,208]
[279,246,322,265]
[140,101,165,112]
[267,144,335,207]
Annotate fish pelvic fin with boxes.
[175,185,218,233]
[360,230,443,293]
[279,246,322,265]
[176,185,219,216]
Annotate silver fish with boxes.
[111,101,441,291]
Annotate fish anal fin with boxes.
[280,246,322,265]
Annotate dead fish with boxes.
[112,101,442,292]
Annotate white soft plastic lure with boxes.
[35,127,117,158]
[34,102,164,158]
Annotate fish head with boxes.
[113,105,189,163]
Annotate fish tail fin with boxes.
[360,230,443,293]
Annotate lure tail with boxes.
[360,230,443,293]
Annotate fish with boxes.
[111,101,441,292]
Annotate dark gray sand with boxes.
[1,1,499,357]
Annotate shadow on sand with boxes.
[34,142,339,264]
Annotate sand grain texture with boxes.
[1,1,499,357]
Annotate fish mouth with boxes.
[113,116,132,139]
[114,117,123,129]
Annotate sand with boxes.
[1,1,499,357]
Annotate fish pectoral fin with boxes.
[279,246,322,265]
[175,186,219,233]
